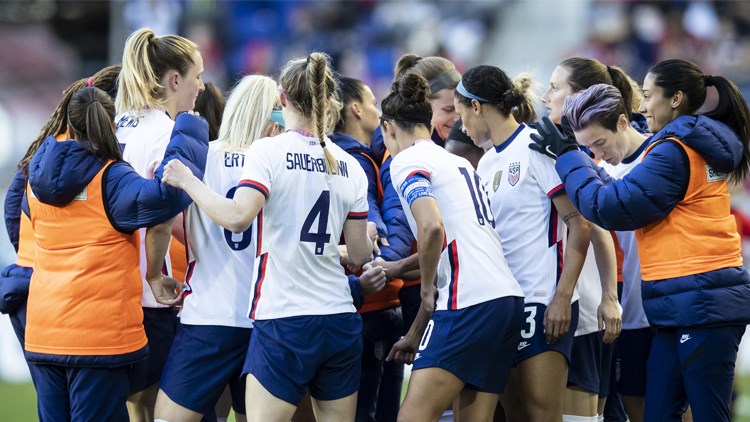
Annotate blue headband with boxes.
[456,80,491,103]
[270,109,285,127]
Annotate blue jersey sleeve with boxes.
[4,169,27,251]
[556,140,689,231]
[106,113,209,232]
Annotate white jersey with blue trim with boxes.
[390,140,523,312]
[117,108,175,309]
[574,245,602,336]
[238,131,368,320]
[179,142,254,328]
[600,149,650,330]
[477,123,579,306]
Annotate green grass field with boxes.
[3,375,750,421]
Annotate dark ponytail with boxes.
[455,65,531,119]
[67,87,122,162]
[649,59,750,183]
[18,64,122,175]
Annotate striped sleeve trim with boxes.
[238,179,269,198]
[347,211,368,220]
[547,183,564,198]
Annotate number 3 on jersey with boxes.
[223,187,253,251]
[300,190,331,255]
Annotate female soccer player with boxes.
[455,65,619,422]
[24,86,207,422]
[1,64,121,350]
[152,75,283,422]
[161,52,376,422]
[541,57,632,421]
[114,27,205,420]
[559,83,652,422]
[530,58,750,422]
[384,72,524,422]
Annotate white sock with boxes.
[597,415,604,422]
[562,416,598,422]
[154,419,169,422]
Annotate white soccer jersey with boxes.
[477,124,579,305]
[390,140,524,311]
[574,245,602,336]
[239,131,368,320]
[179,142,254,328]
[117,109,175,308]
[600,149,649,330]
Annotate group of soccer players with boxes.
[3,26,750,422]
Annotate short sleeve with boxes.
[528,140,564,198]
[348,161,369,219]
[238,139,273,198]
[390,149,434,206]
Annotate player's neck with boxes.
[283,111,315,134]
[624,126,647,158]
[339,125,371,146]
[489,117,521,147]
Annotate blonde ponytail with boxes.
[117,28,163,114]
[512,72,539,124]
[116,27,198,115]
[308,53,338,175]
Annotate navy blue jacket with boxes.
[330,133,386,236]
[556,115,750,327]
[377,155,415,262]
[22,113,207,366]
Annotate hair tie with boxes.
[320,140,326,148]
[704,74,716,87]
[87,77,93,87]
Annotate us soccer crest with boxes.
[493,171,502,192]
[508,162,520,186]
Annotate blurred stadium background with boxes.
[2,0,750,420]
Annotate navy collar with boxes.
[621,138,649,164]
[494,123,526,153]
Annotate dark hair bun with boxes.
[395,73,431,103]
[501,89,524,109]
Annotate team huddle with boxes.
[3,26,750,422]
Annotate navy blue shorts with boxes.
[568,331,604,394]
[129,307,178,392]
[30,363,130,422]
[514,301,579,365]
[160,324,252,415]
[243,313,363,405]
[413,296,524,394]
[599,337,615,397]
[616,327,653,397]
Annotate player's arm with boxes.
[411,196,443,315]
[343,218,374,267]
[590,224,621,343]
[162,159,264,233]
[547,192,590,343]
[144,218,183,306]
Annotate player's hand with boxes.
[359,263,387,295]
[420,282,438,315]
[162,159,195,189]
[386,335,420,364]
[367,222,381,255]
[529,116,579,160]
[598,296,622,344]
[370,257,399,282]
[147,274,185,306]
[543,293,572,344]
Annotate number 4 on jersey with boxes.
[300,190,331,255]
